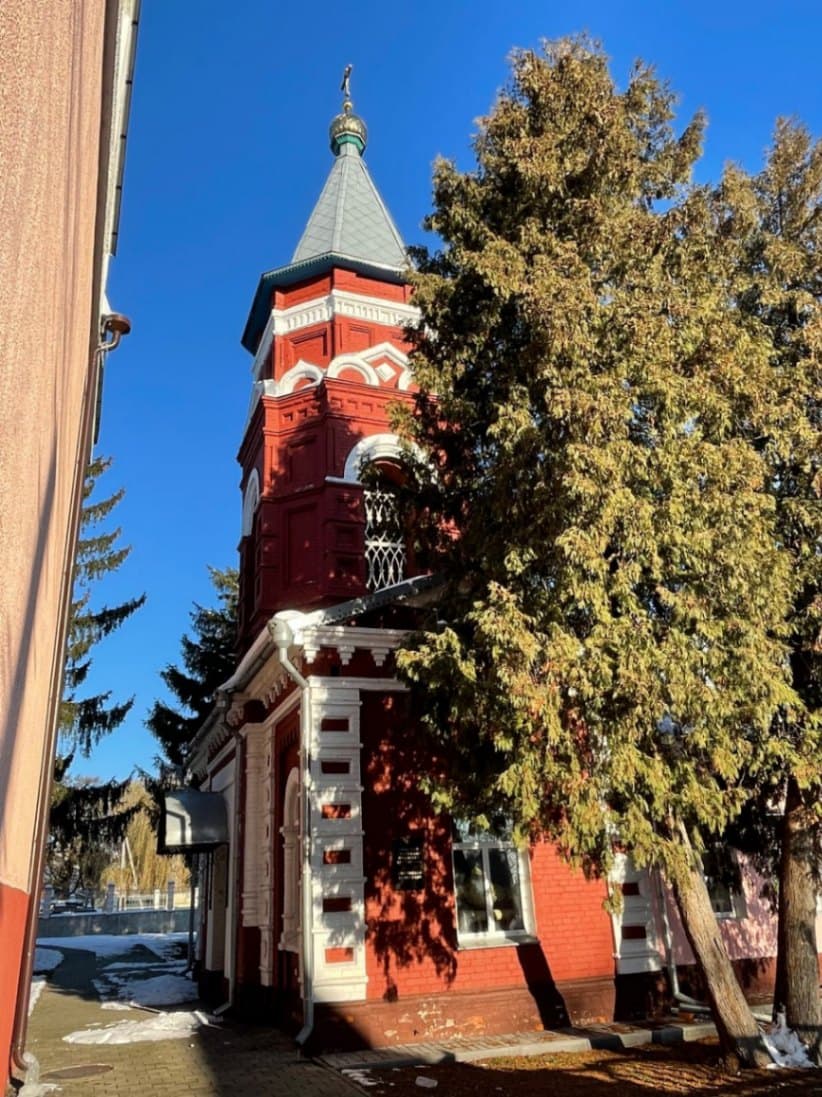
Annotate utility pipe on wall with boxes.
[654,867,711,1014]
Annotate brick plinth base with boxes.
[310,977,616,1051]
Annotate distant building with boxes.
[188,86,810,1049]
[0,1,139,1083]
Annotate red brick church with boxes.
[185,83,793,1049]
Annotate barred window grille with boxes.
[364,487,406,591]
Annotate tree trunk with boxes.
[671,826,771,1069]
[776,775,821,1061]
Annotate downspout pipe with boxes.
[268,617,313,1048]
[654,868,712,1014]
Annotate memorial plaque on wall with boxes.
[392,835,424,890]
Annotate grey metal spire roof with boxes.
[291,137,407,271]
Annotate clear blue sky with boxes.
[78,0,822,783]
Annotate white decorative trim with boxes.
[280,767,301,953]
[241,726,266,928]
[279,360,324,394]
[608,854,664,975]
[251,292,419,382]
[327,356,380,386]
[304,625,406,669]
[306,682,368,1002]
[359,341,410,369]
[241,469,260,538]
[342,433,404,482]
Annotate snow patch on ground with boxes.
[124,974,199,1008]
[33,947,64,974]
[101,1001,133,1011]
[64,1011,202,1045]
[28,977,46,1016]
[763,1013,816,1069]
[37,932,188,960]
[103,960,186,973]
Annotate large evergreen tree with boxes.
[718,120,822,1053]
[146,567,238,774]
[396,39,799,1067]
[48,457,145,896]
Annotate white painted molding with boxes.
[303,625,408,670]
[341,432,405,482]
[251,291,420,382]
[359,341,410,369]
[278,360,324,394]
[326,356,380,386]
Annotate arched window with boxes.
[363,466,406,592]
[280,768,300,953]
[241,468,260,538]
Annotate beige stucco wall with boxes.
[0,0,111,893]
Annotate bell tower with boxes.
[237,78,420,651]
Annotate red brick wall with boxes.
[359,692,616,1012]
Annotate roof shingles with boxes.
[291,143,407,271]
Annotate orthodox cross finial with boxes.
[330,64,367,156]
[340,64,353,109]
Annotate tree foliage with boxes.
[395,39,812,1065]
[101,782,190,894]
[60,456,146,754]
[48,457,145,895]
[717,119,822,1046]
[146,567,238,773]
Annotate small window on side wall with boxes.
[702,846,745,920]
[451,819,535,946]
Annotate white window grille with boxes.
[364,486,406,591]
[451,820,535,945]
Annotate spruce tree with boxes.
[146,566,238,774]
[48,457,145,897]
[396,39,797,1067]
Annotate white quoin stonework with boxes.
[305,680,368,1003]
[609,853,663,975]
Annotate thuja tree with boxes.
[48,457,145,895]
[146,566,238,775]
[719,121,822,1052]
[396,40,797,1068]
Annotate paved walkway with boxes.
[21,946,359,1097]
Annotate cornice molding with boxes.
[301,624,407,668]
[251,290,420,381]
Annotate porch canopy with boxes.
[158,789,229,854]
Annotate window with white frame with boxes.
[451,819,534,943]
[702,846,744,919]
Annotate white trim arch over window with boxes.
[341,433,408,484]
[327,356,381,386]
[279,361,324,395]
[241,469,260,538]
